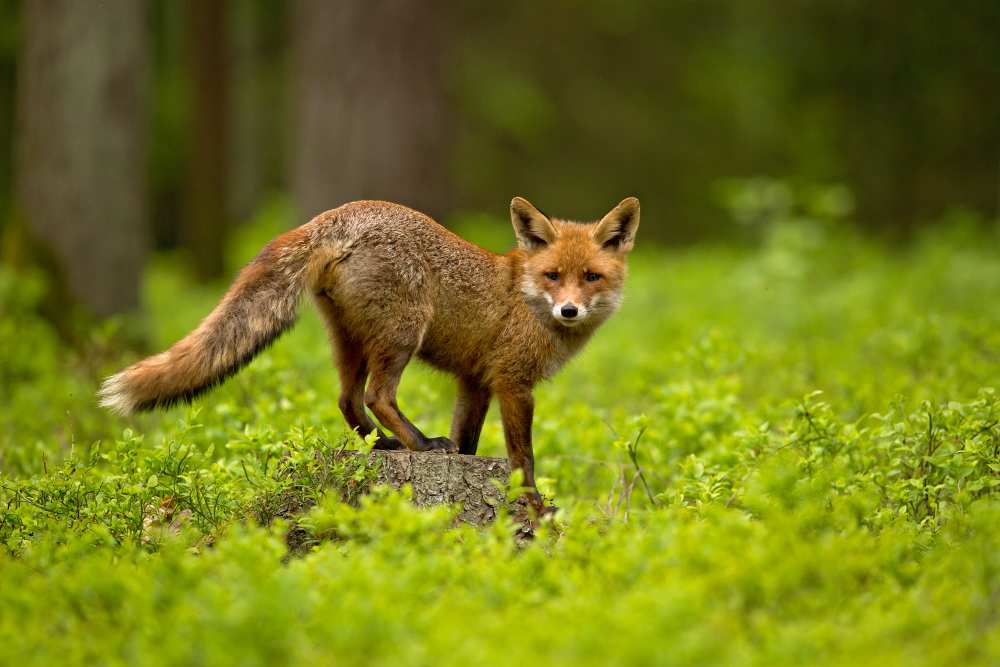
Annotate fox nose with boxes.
[560,304,579,319]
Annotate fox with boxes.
[99,196,640,510]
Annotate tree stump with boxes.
[274,449,528,556]
[366,450,510,526]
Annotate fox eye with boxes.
[544,271,560,281]
[584,271,603,282]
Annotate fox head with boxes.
[512,196,640,330]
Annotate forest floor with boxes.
[2,212,999,666]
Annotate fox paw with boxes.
[421,436,458,454]
[372,436,406,451]
[523,491,558,517]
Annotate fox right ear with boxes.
[511,197,558,251]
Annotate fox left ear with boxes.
[593,197,640,252]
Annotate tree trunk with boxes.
[291,0,452,221]
[13,0,150,318]
[184,0,229,281]
[228,0,265,223]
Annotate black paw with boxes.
[372,435,406,450]
[421,436,458,454]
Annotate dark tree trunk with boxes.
[228,0,268,223]
[184,0,230,281]
[13,0,150,319]
[291,0,452,221]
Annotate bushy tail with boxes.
[99,224,327,415]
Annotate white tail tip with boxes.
[97,372,137,416]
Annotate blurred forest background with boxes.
[0,0,998,325]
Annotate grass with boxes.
[1,202,999,666]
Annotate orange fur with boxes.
[99,197,640,508]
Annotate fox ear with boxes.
[511,197,558,251]
[593,197,640,252]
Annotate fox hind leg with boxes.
[334,331,406,450]
[364,345,457,454]
[315,259,451,453]
[316,294,404,449]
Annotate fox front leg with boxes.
[451,378,491,455]
[496,385,546,512]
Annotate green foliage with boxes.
[0,420,374,554]
[1,207,1000,665]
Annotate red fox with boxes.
[99,197,640,509]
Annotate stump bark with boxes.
[274,449,529,556]
[366,450,511,525]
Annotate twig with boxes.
[624,470,640,522]
[626,427,659,507]
[613,467,627,517]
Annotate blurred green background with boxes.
[2,0,998,327]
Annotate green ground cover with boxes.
[1,208,999,666]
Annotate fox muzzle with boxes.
[553,301,587,326]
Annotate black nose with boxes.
[560,304,578,318]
